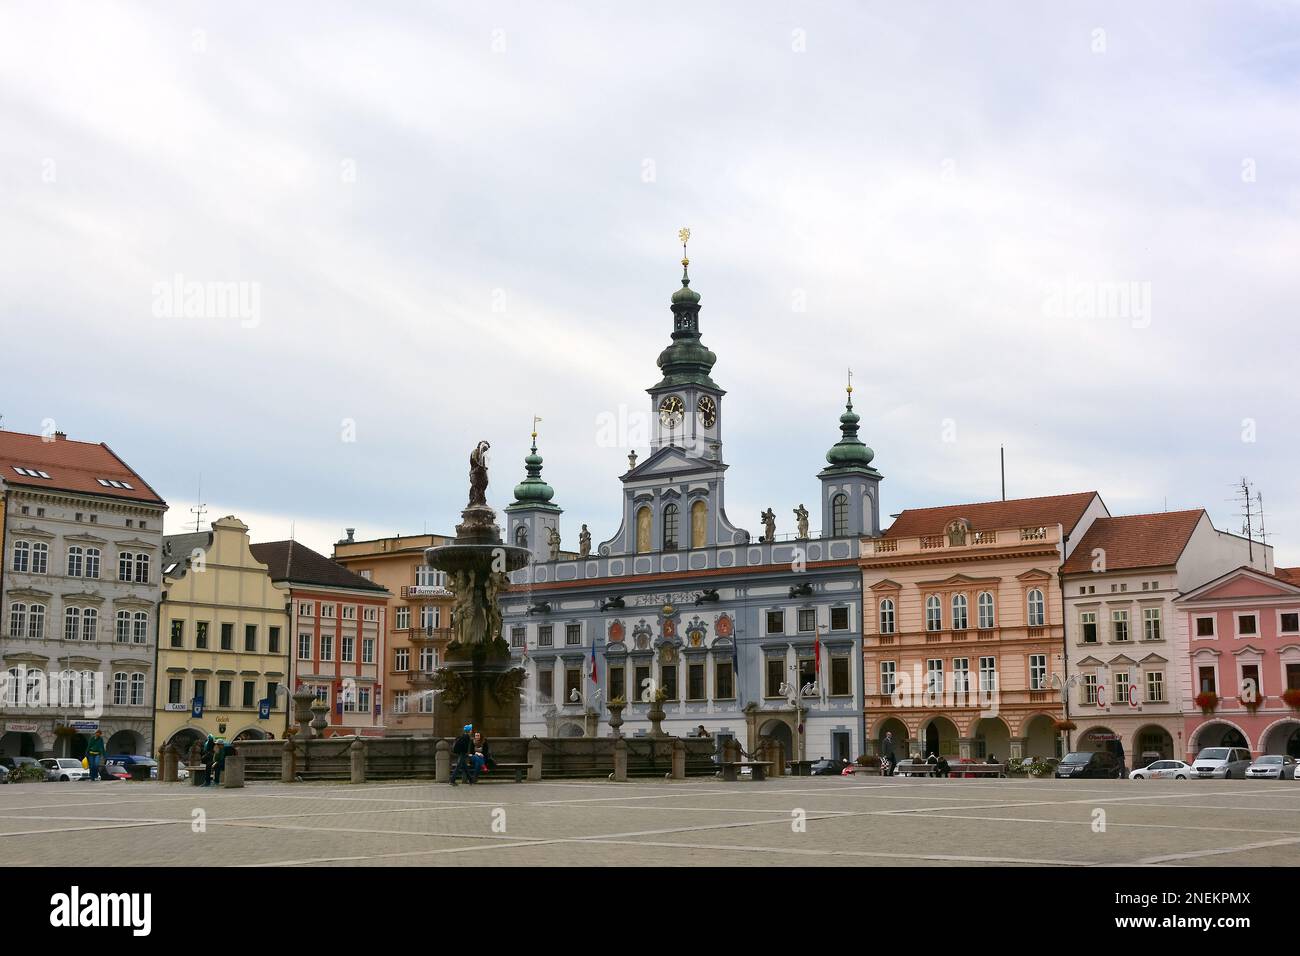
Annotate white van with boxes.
[1191,747,1252,779]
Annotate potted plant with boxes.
[1238,694,1260,713]
[1053,719,1077,732]
[646,688,668,736]
[606,696,626,737]
[1283,688,1300,711]
[1194,691,1219,715]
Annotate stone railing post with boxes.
[350,736,366,784]
[671,738,685,780]
[721,738,740,781]
[613,737,627,782]
[162,745,178,783]
[527,737,542,781]
[281,739,295,782]
[435,738,450,783]
[222,753,245,788]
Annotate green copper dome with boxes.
[509,439,558,508]
[823,392,879,473]
[652,259,719,390]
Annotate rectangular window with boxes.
[170,620,184,648]
[299,602,314,618]
[798,655,816,688]
[1112,671,1130,705]
[609,664,625,699]
[1111,609,1129,642]
[419,605,438,631]
[269,627,281,653]
[766,658,784,697]
[358,687,371,713]
[342,605,356,620]
[798,609,816,632]
[393,691,408,714]
[880,660,896,696]
[978,656,996,692]
[266,681,278,709]
[511,627,525,648]
[320,634,333,661]
[831,657,849,696]
[196,622,209,649]
[539,625,553,647]
[341,635,355,663]
[244,624,257,652]
[539,669,554,703]
[220,622,233,650]
[926,659,943,695]
[194,679,207,705]
[766,610,785,635]
[394,648,409,671]
[395,607,411,630]
[1146,671,1165,703]
[1082,673,1098,705]
[687,663,705,700]
[565,667,582,702]
[951,658,970,694]
[86,549,100,579]
[1198,666,1216,694]
[1195,616,1215,637]
[168,679,183,705]
[321,604,335,619]
[1281,612,1300,634]
[715,661,734,699]
[242,681,255,708]
[633,665,649,702]
[362,638,374,664]
[1237,614,1257,636]
[298,633,312,660]
[418,646,436,671]
[830,606,849,630]
[218,680,232,707]
[566,624,581,646]
[1029,654,1047,690]
[1143,608,1161,641]
[660,664,678,700]
[1287,663,1300,691]
[1081,611,1097,643]
[1241,664,1260,700]
[418,690,433,713]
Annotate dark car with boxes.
[99,760,132,781]
[1054,751,1124,779]
[810,758,850,776]
[108,754,159,780]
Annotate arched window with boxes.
[4,668,20,706]
[926,595,942,631]
[11,540,30,572]
[831,494,849,536]
[1027,588,1045,627]
[26,604,45,638]
[67,546,84,577]
[690,500,708,549]
[25,668,43,705]
[31,542,48,574]
[116,610,131,643]
[951,594,969,630]
[662,503,679,550]
[879,598,896,635]
[85,548,101,579]
[514,525,528,548]
[635,506,652,553]
[133,611,149,644]
[130,672,146,705]
[65,607,81,641]
[119,552,133,581]
[113,672,128,706]
[134,553,150,583]
[82,607,98,641]
[8,603,26,636]
[977,591,995,629]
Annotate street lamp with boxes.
[777,673,819,763]
[1050,672,1080,751]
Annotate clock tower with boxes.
[647,228,725,461]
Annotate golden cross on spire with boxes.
[678,226,691,266]
[531,415,542,442]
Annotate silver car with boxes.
[1130,759,1193,780]
[40,758,89,781]
[1245,755,1296,780]
[1192,747,1253,779]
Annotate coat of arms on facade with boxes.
[632,621,653,649]
[685,616,707,647]
[663,617,676,639]
[715,613,733,638]
[608,620,625,643]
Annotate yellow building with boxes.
[154,516,290,754]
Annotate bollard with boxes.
[222,754,245,789]
[162,745,178,783]
[350,736,366,784]
[722,738,740,782]
[435,738,450,783]
[527,737,542,781]
[281,739,295,782]
[671,738,685,780]
[613,737,627,782]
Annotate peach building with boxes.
[332,531,454,735]
[860,492,1107,762]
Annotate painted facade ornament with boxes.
[632,621,653,649]
[715,613,733,638]
[608,620,625,643]
[685,616,707,647]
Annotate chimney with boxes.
[54,431,66,440]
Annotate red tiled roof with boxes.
[250,540,388,593]
[1061,510,1204,574]
[885,492,1100,539]
[0,430,165,505]
[1274,567,1300,587]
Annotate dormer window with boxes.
[12,467,51,479]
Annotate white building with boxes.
[0,430,166,758]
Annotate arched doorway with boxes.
[166,727,207,759]
[1078,726,1126,764]
[0,731,40,758]
[971,717,1010,762]
[1021,713,1058,760]
[107,730,142,756]
[876,717,909,760]
[1262,720,1300,758]
[1192,721,1249,752]
[1133,725,1175,762]
[558,722,584,738]
[759,719,794,763]
[921,716,958,758]
[232,728,269,742]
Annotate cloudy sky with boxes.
[2,1,1297,563]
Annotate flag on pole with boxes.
[813,627,822,685]
[590,641,598,684]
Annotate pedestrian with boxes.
[882,731,897,777]
[695,724,709,738]
[200,734,216,787]
[86,730,106,781]
[450,724,476,785]
[212,742,226,786]
[472,732,495,776]
[935,754,951,778]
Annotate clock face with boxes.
[697,395,717,427]
[659,395,685,427]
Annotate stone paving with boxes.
[2,775,1298,866]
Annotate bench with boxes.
[955,763,1004,778]
[720,761,774,782]
[475,762,531,783]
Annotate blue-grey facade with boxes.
[501,254,884,760]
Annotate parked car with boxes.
[1245,755,1296,780]
[809,758,850,776]
[39,758,89,782]
[108,754,159,780]
[1191,747,1252,779]
[2,756,44,782]
[1129,759,1193,780]
[1054,751,1124,779]
[99,760,132,781]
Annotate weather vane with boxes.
[532,415,542,442]
[678,226,690,265]
[847,367,854,396]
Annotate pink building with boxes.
[1176,566,1300,759]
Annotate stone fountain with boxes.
[424,441,531,738]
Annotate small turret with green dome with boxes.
[511,435,556,507]
[505,420,563,564]
[652,226,719,391]
[817,372,884,539]
[822,381,879,476]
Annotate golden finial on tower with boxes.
[531,415,542,444]
[846,367,854,396]
[678,226,691,267]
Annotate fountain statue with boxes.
[423,442,531,737]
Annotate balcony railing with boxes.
[865,524,1061,558]
[409,627,454,643]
